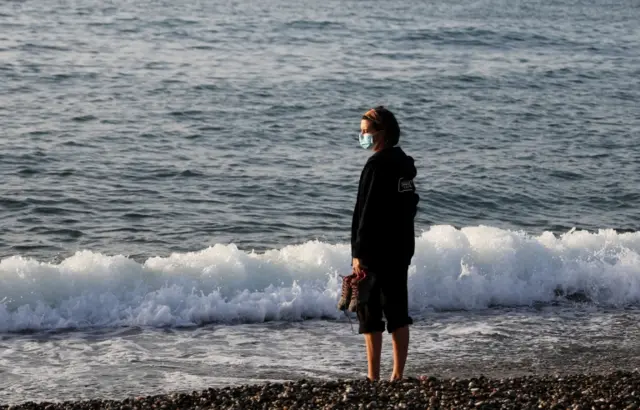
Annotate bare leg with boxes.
[390,326,409,381]
[364,332,383,381]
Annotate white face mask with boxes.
[358,132,374,150]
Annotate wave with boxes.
[1,225,640,332]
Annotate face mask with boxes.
[358,133,374,150]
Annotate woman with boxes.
[340,106,419,381]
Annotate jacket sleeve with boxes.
[351,163,384,260]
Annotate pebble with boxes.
[2,371,640,410]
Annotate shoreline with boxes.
[3,370,639,410]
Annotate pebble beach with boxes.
[4,371,639,410]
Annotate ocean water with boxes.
[2,0,640,405]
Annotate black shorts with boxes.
[356,264,413,334]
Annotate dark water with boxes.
[2,0,639,262]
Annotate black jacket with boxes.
[351,146,419,269]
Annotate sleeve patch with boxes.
[398,178,415,193]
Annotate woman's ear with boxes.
[373,130,387,150]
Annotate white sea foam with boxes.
[1,225,640,332]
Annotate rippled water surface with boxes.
[2,0,639,261]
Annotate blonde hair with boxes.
[362,108,383,130]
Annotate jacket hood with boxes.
[368,146,417,179]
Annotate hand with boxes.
[352,258,362,275]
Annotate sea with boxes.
[1,0,640,405]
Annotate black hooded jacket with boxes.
[351,146,419,269]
